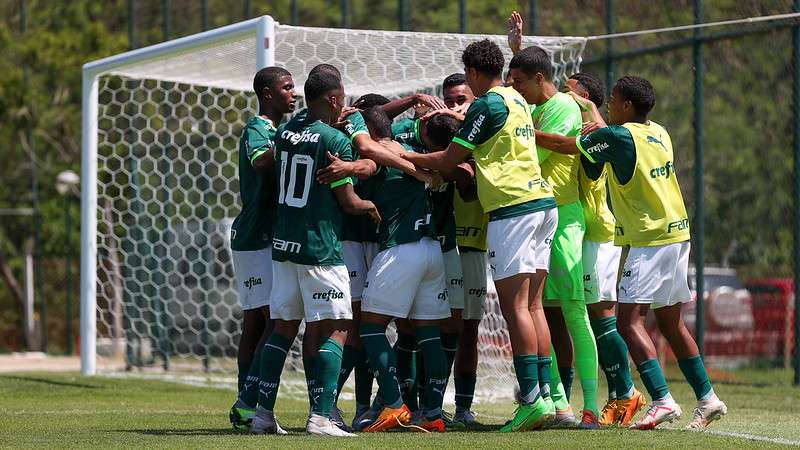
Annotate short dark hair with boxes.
[508,46,553,81]
[309,63,341,80]
[361,106,392,139]
[614,75,655,116]
[304,71,341,102]
[425,114,461,150]
[352,93,390,109]
[569,72,604,107]
[461,39,504,78]
[442,73,467,91]
[253,66,291,96]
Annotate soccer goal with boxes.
[81,15,587,399]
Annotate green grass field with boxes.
[1,370,799,449]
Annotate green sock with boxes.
[637,359,670,402]
[257,333,292,411]
[513,354,540,405]
[354,349,374,410]
[678,356,713,400]
[303,348,317,410]
[237,360,251,394]
[360,322,402,408]
[537,356,552,398]
[239,350,261,407]
[394,332,418,411]
[597,350,616,399]
[591,316,634,399]
[454,375,476,410]
[336,344,357,400]
[441,332,459,378]
[559,366,575,401]
[549,350,570,410]
[562,299,599,414]
[312,338,344,417]
[416,350,426,411]
[415,326,448,419]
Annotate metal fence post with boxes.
[202,0,209,31]
[341,0,349,28]
[398,0,407,31]
[605,0,614,98]
[459,0,466,34]
[693,0,705,358]
[291,0,299,25]
[528,0,538,35]
[162,0,171,41]
[793,0,800,386]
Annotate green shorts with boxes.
[543,201,586,304]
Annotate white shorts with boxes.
[362,238,450,320]
[231,247,273,310]
[583,240,623,304]
[487,208,558,281]
[460,250,488,321]
[269,261,353,322]
[343,241,368,301]
[619,241,692,308]
[363,241,379,267]
[443,248,465,310]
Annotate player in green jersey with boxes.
[357,106,451,433]
[536,76,727,431]
[507,35,599,428]
[404,39,557,433]
[251,71,379,438]
[563,72,646,427]
[229,66,296,432]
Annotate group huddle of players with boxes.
[226,12,728,437]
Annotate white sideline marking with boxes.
[699,429,800,447]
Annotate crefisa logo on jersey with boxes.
[313,290,345,301]
[586,141,609,154]
[650,161,674,179]
[282,129,321,145]
[244,277,262,289]
[515,124,535,138]
[467,114,485,141]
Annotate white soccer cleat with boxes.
[250,407,288,435]
[629,399,682,430]
[306,413,357,437]
[686,395,727,430]
[453,408,480,426]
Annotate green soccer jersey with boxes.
[391,118,424,149]
[428,179,457,252]
[532,92,583,206]
[371,144,436,251]
[271,109,354,265]
[231,116,277,251]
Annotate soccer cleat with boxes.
[413,417,446,433]
[330,406,354,433]
[551,405,579,428]
[580,409,600,430]
[500,397,549,432]
[229,400,256,432]
[352,403,381,431]
[615,389,647,427]
[629,399,682,430]
[441,410,466,431]
[363,404,412,432]
[250,408,288,435]
[306,413,357,437]
[599,399,619,426]
[685,396,727,430]
[453,409,480,427]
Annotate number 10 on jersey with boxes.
[278,151,314,208]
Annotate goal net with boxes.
[82,15,587,400]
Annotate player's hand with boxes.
[452,102,471,115]
[508,11,524,54]
[339,106,360,119]
[381,140,408,157]
[421,108,465,123]
[581,121,604,135]
[426,172,445,190]
[413,93,448,111]
[317,151,353,184]
[567,91,593,112]
[365,201,382,224]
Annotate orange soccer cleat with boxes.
[599,399,619,426]
[363,404,412,432]
[615,389,647,427]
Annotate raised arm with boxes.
[381,93,447,119]
[403,140,471,173]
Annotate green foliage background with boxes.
[0,0,797,351]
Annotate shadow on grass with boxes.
[118,427,308,436]
[0,375,101,389]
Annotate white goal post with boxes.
[81,15,586,399]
